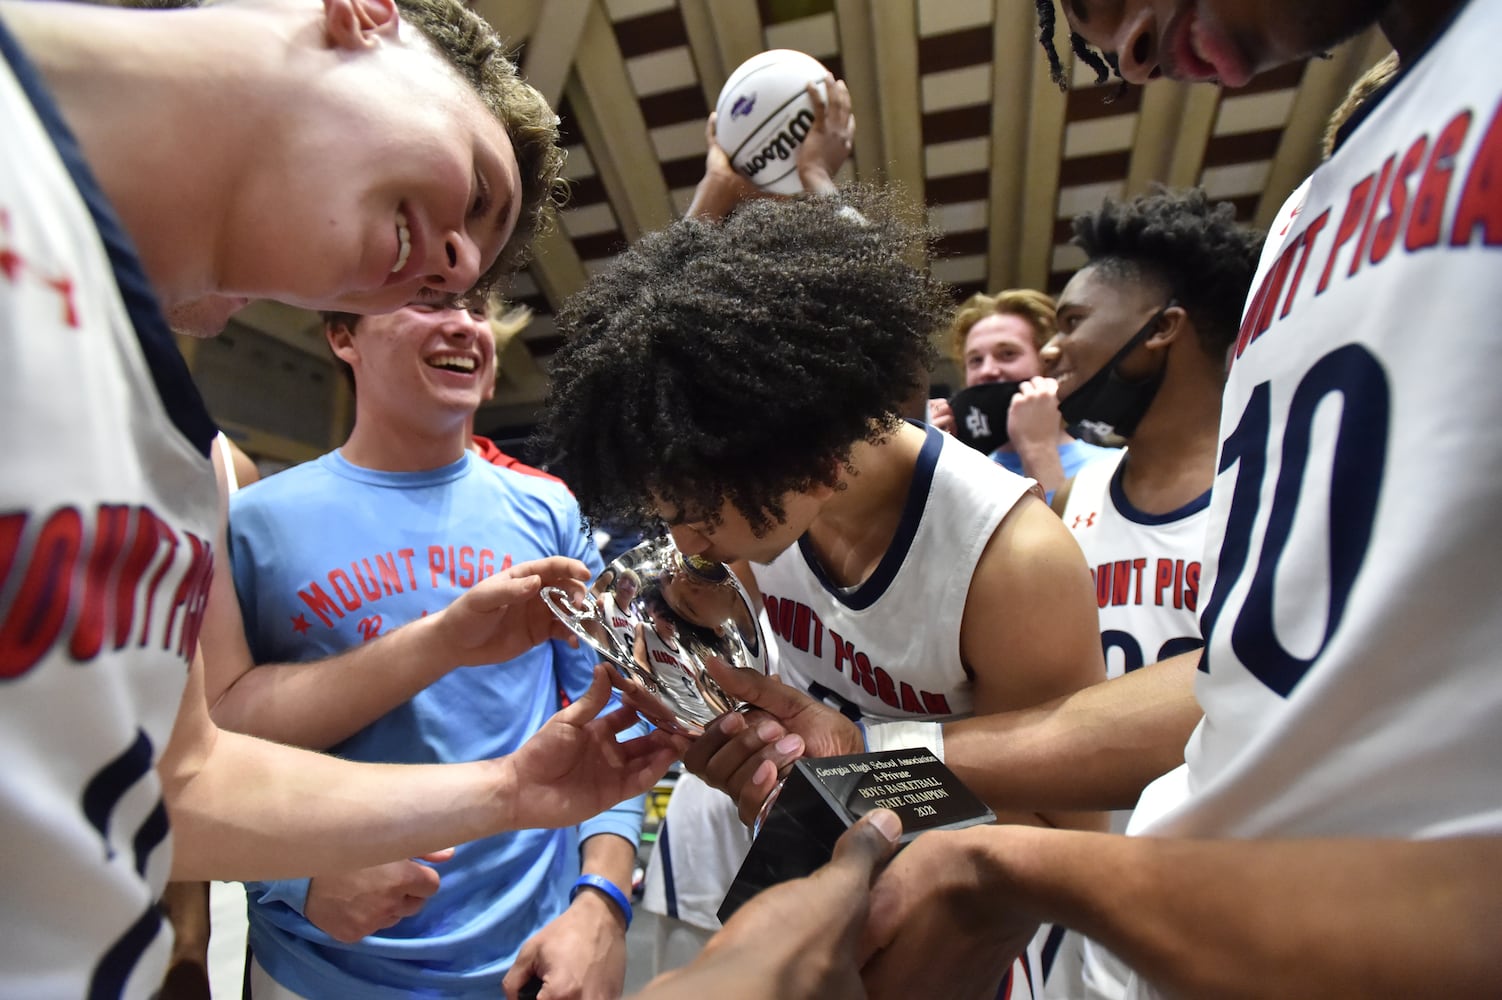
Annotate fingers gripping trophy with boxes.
[543,537,992,921]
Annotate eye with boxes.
[470,171,492,221]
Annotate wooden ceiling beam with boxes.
[832,0,884,185]
[470,0,541,52]
[563,1,678,241]
[1255,27,1392,229]
[864,0,925,199]
[1015,26,1070,291]
[985,0,1043,291]
[680,0,766,110]
[517,0,591,109]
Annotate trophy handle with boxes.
[540,586,619,662]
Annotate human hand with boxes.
[686,112,766,221]
[1007,377,1063,453]
[630,810,902,1000]
[502,666,686,830]
[435,556,592,666]
[685,658,863,826]
[861,827,1038,1000]
[795,73,855,196]
[502,886,628,1000]
[304,849,453,943]
[927,397,956,434]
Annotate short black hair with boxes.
[536,188,947,536]
[1070,187,1265,358]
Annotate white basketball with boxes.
[714,49,831,195]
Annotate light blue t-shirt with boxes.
[229,450,640,999]
[991,438,1120,501]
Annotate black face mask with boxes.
[1057,302,1173,440]
[948,380,1023,453]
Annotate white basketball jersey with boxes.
[756,424,1038,721]
[1128,4,1502,994]
[1061,449,1209,680]
[646,425,1044,996]
[0,28,219,1000]
[1047,452,1210,999]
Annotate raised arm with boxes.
[198,500,591,749]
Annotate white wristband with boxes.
[863,720,944,762]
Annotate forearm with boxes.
[209,614,453,749]
[580,832,637,898]
[989,826,1502,999]
[944,651,1202,813]
[686,173,747,221]
[1016,442,1066,497]
[163,724,520,882]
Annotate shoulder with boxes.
[227,456,338,531]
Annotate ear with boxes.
[323,0,400,52]
[1146,304,1190,350]
[326,321,360,366]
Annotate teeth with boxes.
[429,355,477,372]
[392,212,411,274]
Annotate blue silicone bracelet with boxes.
[570,874,633,930]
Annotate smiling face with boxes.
[331,303,497,430]
[1060,0,1393,86]
[1043,266,1169,398]
[962,313,1045,387]
[216,2,524,313]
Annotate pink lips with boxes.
[1166,5,1252,87]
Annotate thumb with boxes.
[828,809,902,882]
[418,847,456,864]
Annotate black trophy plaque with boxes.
[717,747,994,922]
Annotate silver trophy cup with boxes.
[541,535,769,736]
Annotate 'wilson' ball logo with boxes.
[730,94,757,120]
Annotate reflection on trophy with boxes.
[541,535,769,736]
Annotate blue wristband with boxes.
[570,874,633,929]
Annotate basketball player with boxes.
[0,2,677,996]
[536,187,1107,997]
[683,0,1502,996]
[1039,187,1262,998]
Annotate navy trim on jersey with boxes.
[657,820,679,919]
[1331,0,1467,154]
[795,422,940,610]
[0,20,216,458]
[1108,458,1210,526]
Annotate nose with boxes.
[975,357,1004,383]
[1039,335,1063,374]
[426,230,483,292]
[669,525,711,557]
[1111,6,1161,84]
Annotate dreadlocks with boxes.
[535,186,948,537]
[1035,0,1114,90]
